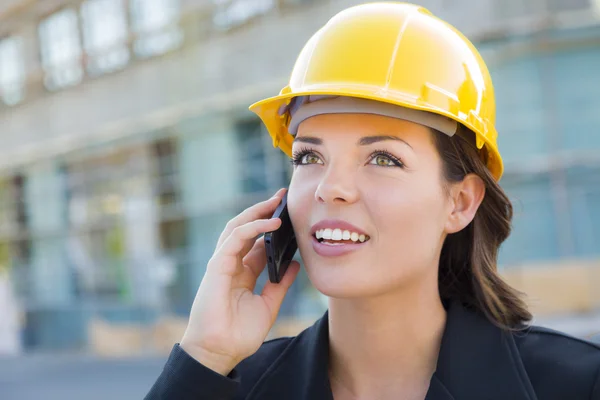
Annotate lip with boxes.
[310,219,369,236]
[311,236,368,257]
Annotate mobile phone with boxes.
[264,191,298,283]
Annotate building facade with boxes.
[0,0,599,352]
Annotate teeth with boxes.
[314,228,369,242]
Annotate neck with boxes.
[327,283,447,399]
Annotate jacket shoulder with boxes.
[234,336,298,396]
[513,325,600,399]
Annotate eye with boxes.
[370,154,395,167]
[368,151,404,168]
[302,153,322,165]
[291,148,324,166]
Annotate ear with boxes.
[445,174,486,234]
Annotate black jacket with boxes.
[146,301,600,399]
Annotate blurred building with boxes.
[0,0,599,353]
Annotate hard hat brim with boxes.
[249,87,503,180]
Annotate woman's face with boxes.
[287,113,455,298]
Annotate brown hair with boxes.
[432,126,532,330]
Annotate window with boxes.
[0,175,27,235]
[152,138,181,212]
[38,9,83,90]
[0,175,32,300]
[213,0,275,30]
[64,146,171,303]
[153,138,186,309]
[130,0,183,58]
[235,118,291,195]
[66,150,136,300]
[0,36,25,106]
[81,0,130,76]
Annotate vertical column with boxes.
[178,114,240,303]
[122,145,163,307]
[25,161,71,306]
[17,19,43,99]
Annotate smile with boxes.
[309,219,370,257]
[314,228,369,244]
[311,233,369,257]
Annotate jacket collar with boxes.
[248,301,537,400]
[431,301,538,400]
[247,311,332,400]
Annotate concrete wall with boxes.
[0,0,499,170]
[2,0,600,351]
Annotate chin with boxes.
[299,248,431,300]
[302,257,397,299]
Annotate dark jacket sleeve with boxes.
[592,366,600,400]
[144,344,241,400]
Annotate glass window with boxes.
[81,0,130,76]
[65,151,134,300]
[566,166,600,258]
[0,175,26,235]
[0,36,25,106]
[0,175,32,301]
[213,0,275,30]
[235,118,291,195]
[65,146,171,304]
[38,8,83,90]
[499,175,562,265]
[129,0,183,58]
[152,138,181,212]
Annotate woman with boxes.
[146,3,600,399]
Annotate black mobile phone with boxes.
[264,192,298,283]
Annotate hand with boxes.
[180,188,301,376]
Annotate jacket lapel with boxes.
[247,301,537,400]
[247,313,333,400]
[431,301,538,400]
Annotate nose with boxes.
[314,164,360,204]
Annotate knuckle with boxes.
[231,225,246,237]
[224,219,236,231]
[206,258,218,272]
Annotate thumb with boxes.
[260,261,301,321]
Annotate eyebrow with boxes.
[358,135,412,149]
[293,136,322,145]
[294,135,412,149]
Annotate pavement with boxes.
[533,311,600,340]
[0,352,167,400]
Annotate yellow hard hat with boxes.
[249,2,503,180]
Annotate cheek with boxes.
[368,177,447,254]
[287,170,317,233]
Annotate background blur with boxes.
[0,0,599,398]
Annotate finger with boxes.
[241,237,268,293]
[217,218,282,260]
[260,261,301,322]
[216,188,286,249]
[242,237,268,279]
